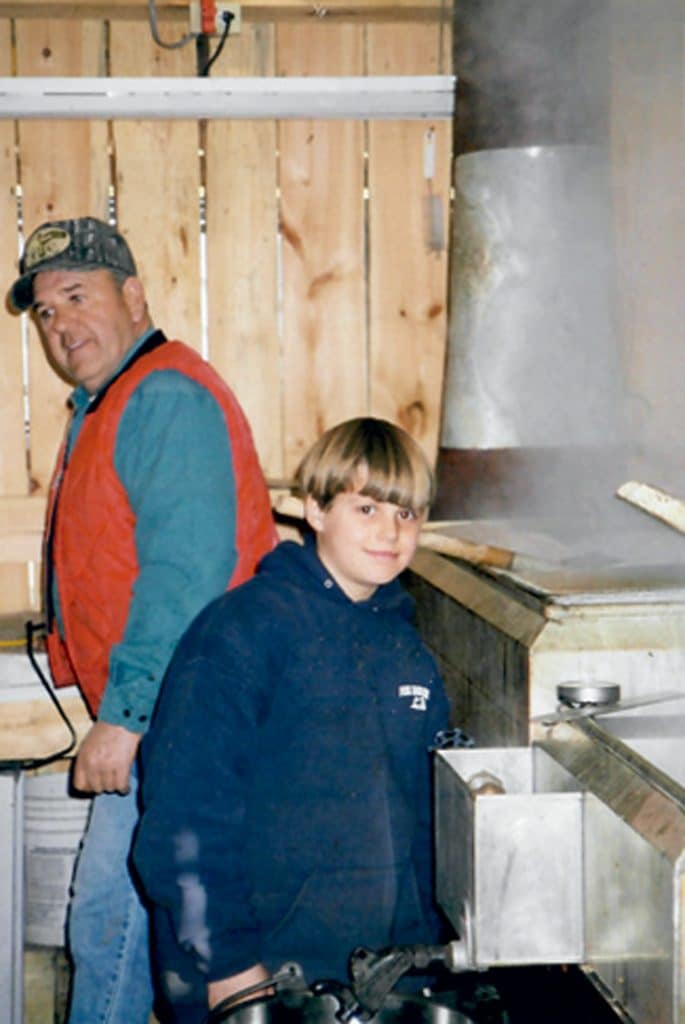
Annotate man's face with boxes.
[32,268,145,394]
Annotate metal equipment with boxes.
[204,948,474,1024]
[434,693,685,1024]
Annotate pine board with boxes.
[205,24,282,476]
[277,22,366,474]
[0,691,91,759]
[0,21,32,610]
[2,0,447,19]
[0,22,25,499]
[110,21,202,351]
[14,18,110,498]
[367,22,451,465]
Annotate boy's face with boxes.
[304,488,425,602]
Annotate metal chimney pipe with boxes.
[436,0,622,520]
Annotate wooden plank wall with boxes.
[0,22,29,612]
[0,13,452,617]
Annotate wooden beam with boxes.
[0,614,92,756]
[0,495,46,532]
[0,692,92,759]
[0,0,450,22]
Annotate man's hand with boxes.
[208,963,272,1010]
[72,721,142,794]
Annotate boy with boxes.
[133,417,451,1023]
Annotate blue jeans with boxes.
[66,773,155,1023]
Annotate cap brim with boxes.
[9,274,35,312]
[9,257,127,313]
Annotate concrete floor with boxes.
[24,947,69,1023]
[23,947,160,1024]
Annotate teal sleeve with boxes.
[97,369,237,730]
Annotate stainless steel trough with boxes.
[435,694,685,1024]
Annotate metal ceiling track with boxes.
[0,75,455,120]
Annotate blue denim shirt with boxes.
[55,331,238,729]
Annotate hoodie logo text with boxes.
[398,684,430,711]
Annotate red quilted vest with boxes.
[45,337,277,715]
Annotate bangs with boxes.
[296,417,434,512]
[356,455,432,513]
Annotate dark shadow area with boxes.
[434,965,622,1023]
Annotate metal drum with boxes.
[210,991,473,1024]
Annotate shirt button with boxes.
[324,578,334,589]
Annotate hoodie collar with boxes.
[261,534,415,620]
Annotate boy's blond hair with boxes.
[295,417,435,513]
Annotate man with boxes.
[9,217,277,1023]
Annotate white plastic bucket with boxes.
[0,649,91,949]
[23,769,91,947]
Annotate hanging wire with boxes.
[0,621,78,772]
[199,10,234,76]
[148,0,195,50]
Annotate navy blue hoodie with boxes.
[134,536,450,992]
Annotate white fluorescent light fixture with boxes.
[0,75,455,120]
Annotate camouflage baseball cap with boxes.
[10,217,137,312]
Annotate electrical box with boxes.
[189,1,241,36]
